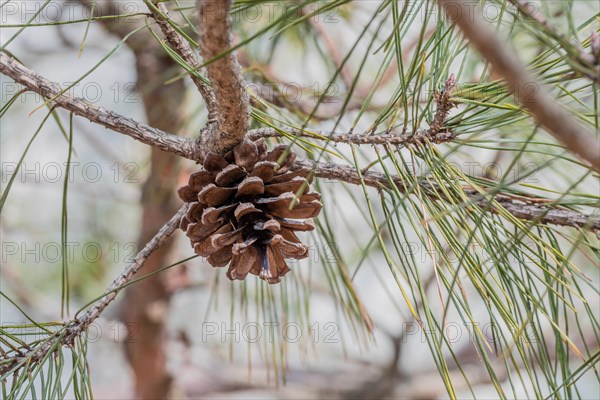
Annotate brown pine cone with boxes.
[178,138,321,284]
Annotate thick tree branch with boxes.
[143,0,218,119]
[0,205,187,376]
[291,160,600,231]
[0,52,200,160]
[437,0,600,173]
[197,0,250,155]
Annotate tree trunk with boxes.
[119,50,184,399]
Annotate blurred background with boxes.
[1,1,599,399]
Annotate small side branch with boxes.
[248,75,457,146]
[437,0,600,173]
[428,74,456,134]
[197,0,250,155]
[0,205,188,376]
[247,128,455,146]
[0,52,199,160]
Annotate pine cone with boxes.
[178,138,321,284]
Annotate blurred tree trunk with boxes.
[75,2,184,397]
[120,49,183,399]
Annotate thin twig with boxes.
[429,74,457,134]
[0,205,188,376]
[437,0,600,173]
[143,0,218,118]
[247,127,456,146]
[197,0,250,156]
[507,0,600,81]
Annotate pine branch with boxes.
[437,0,600,173]
[0,205,188,377]
[0,52,199,160]
[1,52,596,231]
[197,0,250,156]
[143,0,218,119]
[292,160,600,231]
[4,3,596,395]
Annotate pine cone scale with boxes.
[185,204,206,225]
[254,219,281,232]
[203,154,229,171]
[228,247,259,280]
[207,246,233,267]
[211,227,244,249]
[276,218,315,231]
[270,169,311,183]
[236,176,265,197]
[250,161,279,181]
[232,237,257,255]
[215,164,246,186]
[264,176,308,196]
[200,203,236,225]
[234,203,261,220]
[189,171,216,190]
[187,222,224,242]
[198,184,236,206]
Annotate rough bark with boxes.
[197,0,250,155]
[143,0,217,119]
